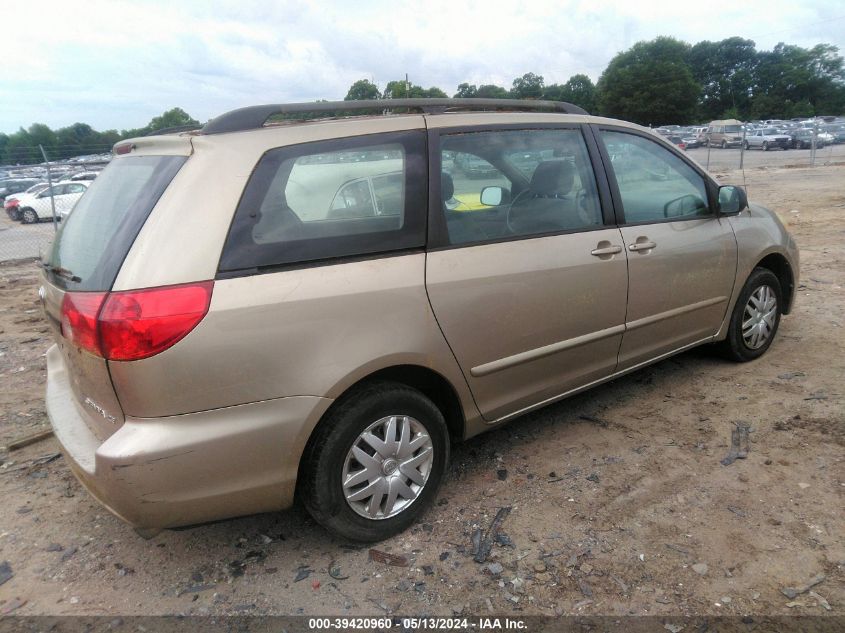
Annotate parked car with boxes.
[790,128,826,149]
[15,181,88,223]
[705,119,745,148]
[667,135,687,150]
[40,98,798,542]
[681,134,700,149]
[68,171,100,181]
[4,182,48,220]
[823,124,845,143]
[0,178,41,204]
[744,128,791,151]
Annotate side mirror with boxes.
[718,185,748,215]
[480,186,504,206]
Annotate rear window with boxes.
[44,155,186,291]
[219,130,426,273]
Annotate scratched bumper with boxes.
[46,345,332,529]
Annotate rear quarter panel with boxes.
[107,254,482,430]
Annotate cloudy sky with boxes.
[2,0,843,133]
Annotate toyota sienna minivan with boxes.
[41,99,798,541]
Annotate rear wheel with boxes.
[743,140,750,151]
[299,381,449,542]
[720,268,782,362]
[21,208,38,224]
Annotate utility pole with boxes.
[39,145,59,232]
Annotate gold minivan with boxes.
[41,99,798,541]
[706,118,746,148]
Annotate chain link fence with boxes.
[691,121,845,172]
[1,153,110,263]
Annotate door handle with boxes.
[591,244,623,256]
[628,240,657,252]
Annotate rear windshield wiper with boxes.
[38,261,81,283]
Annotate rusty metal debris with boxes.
[368,549,409,567]
[5,429,54,452]
[473,506,512,563]
[721,422,750,466]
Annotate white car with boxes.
[4,182,48,221]
[15,181,89,224]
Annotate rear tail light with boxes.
[60,281,213,361]
[5,199,19,208]
[60,292,107,356]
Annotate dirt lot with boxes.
[0,164,842,619]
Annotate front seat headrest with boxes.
[530,161,575,197]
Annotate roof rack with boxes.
[201,98,589,135]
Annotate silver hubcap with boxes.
[342,415,434,520]
[742,285,777,349]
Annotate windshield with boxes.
[44,155,186,291]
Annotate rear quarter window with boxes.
[219,130,427,273]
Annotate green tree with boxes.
[596,37,700,125]
[476,84,510,98]
[146,107,200,132]
[383,79,447,99]
[543,74,596,112]
[27,123,58,154]
[510,72,544,99]
[453,83,478,98]
[344,79,381,100]
[752,43,845,117]
[3,128,35,164]
[689,37,757,120]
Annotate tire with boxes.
[763,141,769,151]
[743,141,750,151]
[21,208,38,224]
[721,141,728,149]
[720,268,783,362]
[299,381,449,542]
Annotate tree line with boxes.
[0,108,199,166]
[3,36,843,166]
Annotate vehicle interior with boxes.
[440,129,604,245]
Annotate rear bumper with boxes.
[45,344,332,529]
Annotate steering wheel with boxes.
[506,189,533,234]
[575,190,597,226]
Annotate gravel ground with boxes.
[0,164,842,618]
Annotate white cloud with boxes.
[1,0,843,132]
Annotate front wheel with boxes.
[743,141,750,151]
[721,141,728,149]
[719,268,782,362]
[763,141,769,151]
[21,208,38,224]
[299,381,449,542]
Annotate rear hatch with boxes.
[41,151,188,441]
